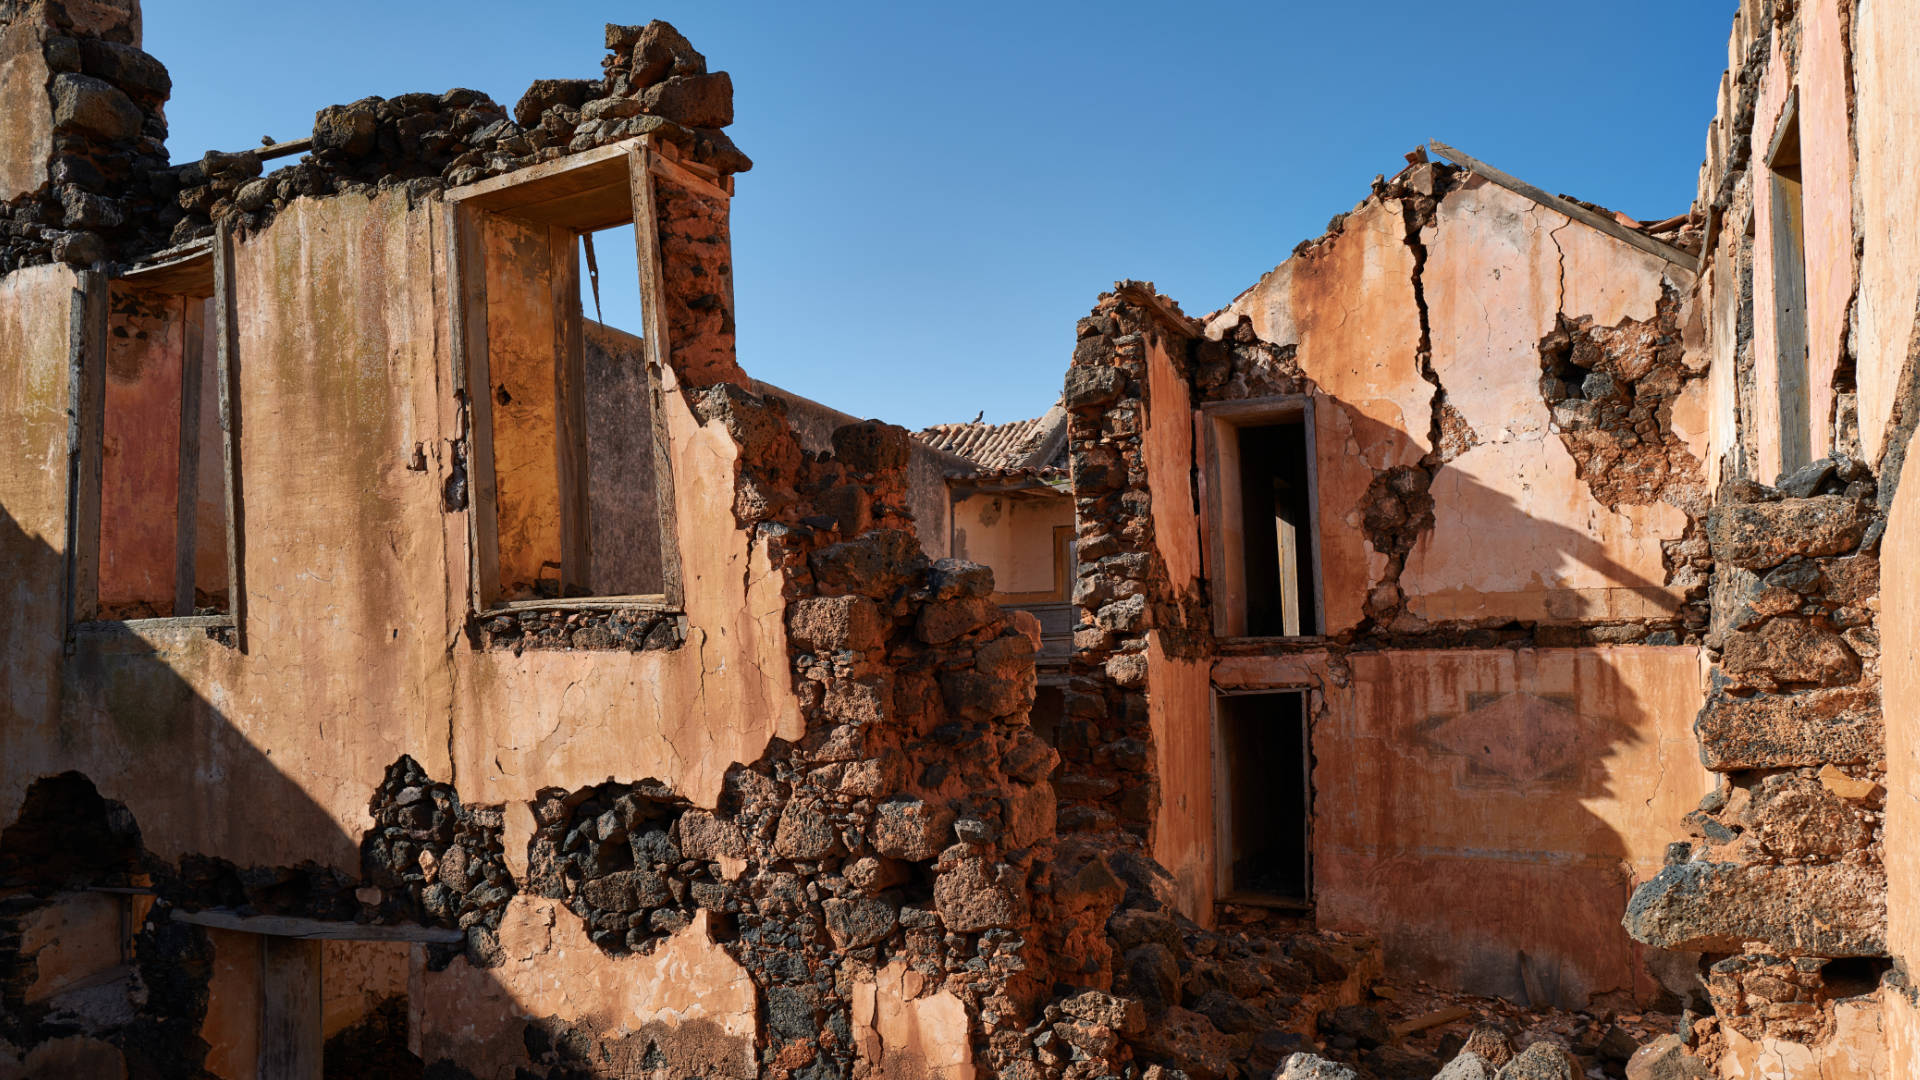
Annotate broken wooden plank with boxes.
[256,136,313,161]
[1390,1005,1472,1039]
[1427,139,1700,273]
[170,908,466,943]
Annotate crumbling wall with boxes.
[1624,2,1919,1075]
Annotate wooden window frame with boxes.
[446,137,715,616]
[1198,395,1325,641]
[1766,87,1812,474]
[67,227,245,645]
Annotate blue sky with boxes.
[150,2,1737,431]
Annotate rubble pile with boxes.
[166,20,750,248]
[0,1,172,270]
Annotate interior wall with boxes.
[1405,177,1695,624]
[98,285,183,614]
[482,212,562,600]
[1299,646,1708,1008]
[949,491,1071,598]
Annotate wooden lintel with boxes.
[171,908,466,943]
[1427,139,1700,273]
[647,151,731,203]
[1113,282,1201,337]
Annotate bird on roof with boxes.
[971,410,983,424]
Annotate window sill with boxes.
[1217,893,1312,913]
[72,615,238,650]
[476,601,684,654]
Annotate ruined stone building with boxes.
[0,0,1916,1078]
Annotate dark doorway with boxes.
[1235,421,1318,636]
[1219,691,1311,903]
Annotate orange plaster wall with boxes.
[4,190,797,893]
[1404,177,1691,625]
[1208,198,1428,635]
[1144,334,1201,597]
[415,902,757,1080]
[0,263,79,825]
[1146,634,1215,926]
[950,492,1071,598]
[1312,647,1710,1007]
[483,214,563,598]
[201,928,262,1080]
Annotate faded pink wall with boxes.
[1799,0,1853,460]
[1852,0,1920,463]
[1306,647,1709,1008]
[1884,432,1920,1079]
[98,287,183,613]
[1406,177,1693,626]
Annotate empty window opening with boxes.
[1208,400,1321,638]
[1030,683,1064,748]
[1218,691,1311,904]
[87,257,232,623]
[1237,421,1318,636]
[1767,92,1811,475]
[454,144,683,607]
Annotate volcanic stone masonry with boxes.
[4,0,1920,1079]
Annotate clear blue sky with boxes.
[150,1,1736,431]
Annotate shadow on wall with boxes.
[0,504,439,1079]
[1309,401,1704,1011]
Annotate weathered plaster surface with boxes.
[416,902,757,1080]
[0,263,78,828]
[950,492,1071,598]
[1146,634,1213,926]
[851,960,974,1080]
[1312,647,1709,1007]
[1218,198,1432,471]
[1884,437,1920,1034]
[1853,0,1920,462]
[0,22,50,204]
[201,928,261,1080]
[1144,333,1201,596]
[1404,178,1687,624]
[1718,997,1887,1080]
[98,287,183,611]
[457,355,803,815]
[1750,41,1795,482]
[1799,0,1854,460]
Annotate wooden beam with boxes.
[449,203,498,612]
[174,296,203,616]
[117,240,215,297]
[552,225,591,596]
[630,145,685,610]
[66,271,108,630]
[172,908,466,943]
[214,222,247,649]
[1427,139,1699,273]
[256,136,313,162]
[259,936,322,1080]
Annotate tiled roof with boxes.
[914,402,1066,474]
